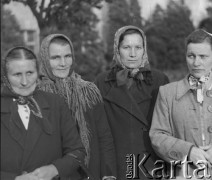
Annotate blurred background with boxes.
[2,0,212,82]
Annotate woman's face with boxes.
[119,33,144,69]
[186,41,212,78]
[7,59,38,96]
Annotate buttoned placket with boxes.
[199,83,212,146]
[15,99,30,130]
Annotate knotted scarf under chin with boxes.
[2,86,43,118]
[188,73,210,103]
[110,65,152,89]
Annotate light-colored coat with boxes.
[150,75,212,179]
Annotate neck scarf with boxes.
[1,46,42,119]
[110,25,152,87]
[39,34,102,165]
[188,73,211,103]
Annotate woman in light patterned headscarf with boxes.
[38,34,117,180]
[95,25,169,180]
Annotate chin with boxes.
[54,72,69,78]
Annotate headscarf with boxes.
[38,34,102,165]
[1,46,43,119]
[108,25,152,88]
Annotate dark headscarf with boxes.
[1,46,42,118]
[38,34,102,165]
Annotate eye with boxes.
[51,56,60,60]
[136,46,143,49]
[187,54,195,58]
[14,73,21,77]
[65,54,72,58]
[122,46,130,49]
[200,55,207,59]
[26,71,33,76]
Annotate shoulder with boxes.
[158,80,180,101]
[35,90,66,107]
[151,69,169,82]
[95,71,110,82]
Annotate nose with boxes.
[193,57,201,66]
[130,48,136,57]
[60,57,66,66]
[20,75,27,86]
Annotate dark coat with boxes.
[95,69,169,180]
[85,103,117,180]
[1,90,85,180]
[70,102,117,180]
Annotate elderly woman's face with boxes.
[7,59,38,96]
[119,33,144,69]
[186,41,212,78]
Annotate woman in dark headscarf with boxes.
[38,34,117,180]
[1,46,85,180]
[95,25,169,179]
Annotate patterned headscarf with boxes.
[38,34,102,165]
[109,26,152,87]
[113,25,150,69]
[1,46,43,119]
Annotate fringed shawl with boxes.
[38,34,102,165]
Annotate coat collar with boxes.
[103,79,151,127]
[1,90,49,113]
[1,90,53,167]
[176,75,191,101]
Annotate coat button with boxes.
[208,126,212,133]
[208,105,212,113]
[206,90,212,98]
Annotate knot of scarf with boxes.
[115,66,152,88]
[188,73,210,103]
[2,86,43,118]
[15,96,43,118]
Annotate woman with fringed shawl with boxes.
[1,46,85,180]
[95,25,169,179]
[38,34,117,180]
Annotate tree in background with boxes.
[199,0,212,33]
[2,0,111,81]
[105,0,143,64]
[1,7,24,57]
[146,0,194,81]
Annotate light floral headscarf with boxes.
[113,25,150,70]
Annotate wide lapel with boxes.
[21,91,50,168]
[176,77,200,145]
[104,83,148,127]
[1,98,25,149]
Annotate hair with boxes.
[50,36,70,46]
[118,28,144,48]
[185,29,212,48]
[5,46,39,73]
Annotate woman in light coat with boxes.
[150,29,212,179]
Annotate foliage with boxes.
[198,0,212,33]
[2,0,111,81]
[105,0,143,64]
[146,0,194,71]
[1,7,24,57]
